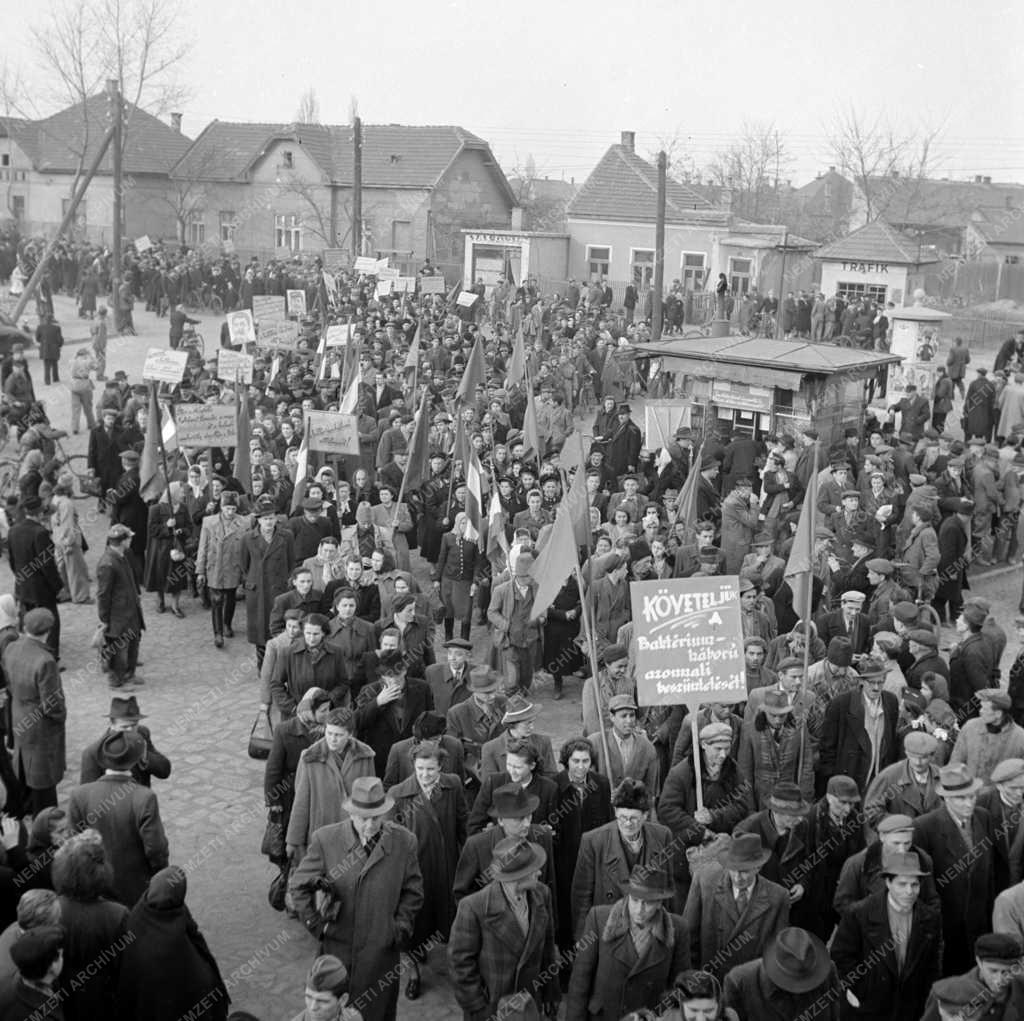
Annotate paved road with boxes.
[0,296,1018,1018]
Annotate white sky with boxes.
[5,0,1024,187]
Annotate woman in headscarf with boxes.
[144,480,196,617]
[433,511,479,643]
[50,473,91,603]
[115,865,229,1021]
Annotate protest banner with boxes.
[377,266,400,281]
[456,291,479,308]
[420,275,446,294]
[142,348,189,384]
[135,235,152,253]
[304,410,360,455]
[322,248,347,271]
[173,404,238,448]
[227,309,256,345]
[395,276,417,294]
[324,324,352,347]
[217,349,255,384]
[286,290,307,316]
[354,256,378,274]
[253,294,286,323]
[375,258,391,275]
[258,320,299,350]
[630,577,746,708]
[375,280,393,299]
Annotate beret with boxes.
[877,813,915,834]
[904,731,938,755]
[9,925,62,971]
[974,933,1023,961]
[892,602,920,624]
[978,688,1011,711]
[991,758,1024,784]
[905,628,938,648]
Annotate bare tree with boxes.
[506,154,571,232]
[295,87,321,125]
[646,130,698,184]
[0,61,26,220]
[705,121,792,221]
[826,105,944,223]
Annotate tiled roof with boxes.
[970,207,1024,246]
[172,121,513,199]
[867,175,1024,229]
[567,144,724,225]
[814,220,938,264]
[6,96,190,175]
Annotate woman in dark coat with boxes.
[52,831,130,1021]
[387,741,467,999]
[543,575,583,699]
[552,738,612,970]
[23,806,70,892]
[143,482,196,616]
[115,865,229,1021]
[240,498,296,668]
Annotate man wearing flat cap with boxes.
[720,476,760,574]
[905,627,950,691]
[832,850,943,1021]
[913,764,997,974]
[448,835,559,1021]
[0,924,63,1017]
[567,865,688,1021]
[818,589,872,656]
[921,934,1024,1021]
[951,605,998,721]
[977,757,1024,892]
[864,730,943,826]
[950,690,1024,783]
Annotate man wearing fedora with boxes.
[683,832,789,979]
[572,778,679,938]
[7,495,62,660]
[567,865,689,1021]
[445,666,508,786]
[587,693,660,795]
[448,835,559,1021]
[425,638,474,716]
[79,695,170,787]
[453,782,557,906]
[96,523,146,690]
[949,689,1024,783]
[467,738,558,836]
[290,776,423,1021]
[920,933,1024,1021]
[913,763,997,974]
[480,696,558,778]
[68,730,169,905]
[832,850,943,1020]
[3,608,65,815]
[723,926,840,1021]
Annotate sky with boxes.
[4,0,1024,188]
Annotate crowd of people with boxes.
[2,235,1024,1021]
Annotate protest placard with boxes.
[375,280,393,299]
[420,275,446,294]
[217,349,254,384]
[227,309,256,345]
[377,266,400,281]
[354,256,378,274]
[304,410,360,455]
[135,235,152,253]
[253,295,286,323]
[322,248,347,271]
[456,291,479,308]
[286,290,307,316]
[324,324,352,347]
[630,577,746,707]
[375,258,391,275]
[173,404,238,449]
[142,348,189,384]
[394,276,417,294]
[258,320,300,350]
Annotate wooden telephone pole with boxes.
[351,116,363,258]
[652,151,667,340]
[108,78,124,315]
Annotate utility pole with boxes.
[351,116,362,259]
[108,78,124,319]
[652,150,666,340]
[775,228,789,341]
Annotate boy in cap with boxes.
[921,934,1024,1021]
[587,693,659,794]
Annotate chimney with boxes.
[829,165,836,173]
[170,112,183,133]
[510,206,523,230]
[984,176,992,185]
[890,169,900,179]
[974,175,983,184]
[620,131,635,153]
[720,187,733,212]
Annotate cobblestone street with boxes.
[0,296,1017,1019]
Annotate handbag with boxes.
[261,811,286,862]
[247,711,274,760]
[267,865,288,912]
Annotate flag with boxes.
[464,452,486,544]
[139,385,165,502]
[672,442,704,539]
[486,487,509,564]
[401,391,432,492]
[456,334,486,405]
[784,445,820,621]
[161,408,177,454]
[560,432,591,548]
[314,329,329,380]
[291,431,310,512]
[522,385,541,463]
[404,323,421,373]
[529,498,579,620]
[339,371,361,414]
[553,430,585,472]
[506,324,526,388]
[233,388,251,486]
[451,411,470,466]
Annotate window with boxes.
[0,154,8,166]
[275,213,302,251]
[392,219,412,253]
[282,150,294,169]
[729,257,753,296]
[11,196,24,221]
[1007,255,1020,266]
[630,249,655,286]
[586,245,610,281]
[187,212,205,245]
[219,211,237,244]
[836,281,887,303]
[681,252,706,291]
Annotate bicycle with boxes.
[185,285,225,317]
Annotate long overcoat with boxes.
[240,526,295,646]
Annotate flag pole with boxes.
[573,557,613,796]
[796,443,819,782]
[392,389,427,529]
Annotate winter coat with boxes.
[736,712,814,809]
[833,840,938,916]
[143,502,195,593]
[195,512,252,589]
[723,959,840,1021]
[3,636,66,789]
[817,689,900,794]
[6,518,62,607]
[658,753,752,851]
[56,894,129,1021]
[949,716,1024,782]
[240,527,295,646]
[95,548,145,640]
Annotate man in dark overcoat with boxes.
[79,694,171,787]
[107,449,148,582]
[96,523,146,688]
[7,495,62,659]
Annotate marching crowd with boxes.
[2,242,1024,1021]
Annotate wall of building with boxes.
[430,149,513,261]
[819,259,910,304]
